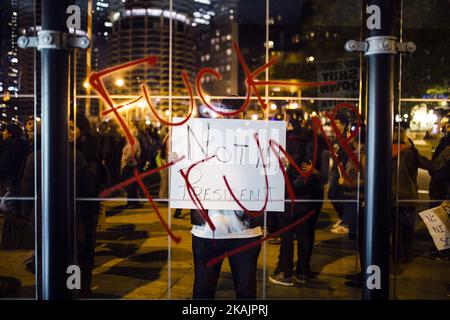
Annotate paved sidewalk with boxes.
[1,200,449,299]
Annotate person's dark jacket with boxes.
[303,136,330,192]
[391,144,419,206]
[340,145,366,201]
[286,128,311,199]
[328,139,350,200]
[0,137,28,196]
[20,148,97,218]
[428,135,450,201]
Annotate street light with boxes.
[289,102,299,110]
[115,78,124,87]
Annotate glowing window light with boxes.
[112,12,120,21]
[115,79,124,87]
[194,0,211,4]
[132,8,147,16]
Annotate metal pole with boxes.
[40,0,71,299]
[363,0,395,299]
[85,0,92,117]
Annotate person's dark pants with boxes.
[192,235,261,299]
[274,203,312,277]
[342,201,358,238]
[392,206,416,263]
[267,211,279,234]
[347,204,364,280]
[77,203,100,294]
[105,153,122,187]
[122,165,139,203]
[308,188,324,265]
[328,177,346,220]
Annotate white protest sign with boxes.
[169,118,286,211]
[418,202,450,251]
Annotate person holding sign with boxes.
[184,98,264,299]
[417,120,450,261]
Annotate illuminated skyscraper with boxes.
[0,0,20,98]
[107,0,198,117]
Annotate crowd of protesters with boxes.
[267,110,449,289]
[0,106,448,298]
[0,114,163,297]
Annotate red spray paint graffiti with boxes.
[89,42,361,266]
[195,42,336,117]
[223,132,270,218]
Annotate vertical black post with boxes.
[363,0,395,299]
[41,0,71,299]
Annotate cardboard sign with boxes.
[418,202,450,251]
[317,58,359,109]
[169,118,286,211]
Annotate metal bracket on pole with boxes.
[18,30,90,51]
[345,36,416,55]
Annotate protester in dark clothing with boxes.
[99,121,126,188]
[69,113,103,296]
[338,126,366,287]
[188,98,263,299]
[24,116,34,144]
[121,125,143,209]
[391,128,421,264]
[300,134,330,275]
[137,124,160,171]
[20,142,97,296]
[417,122,450,261]
[0,124,28,195]
[22,116,37,158]
[0,124,30,249]
[428,122,450,207]
[335,131,366,238]
[327,117,349,231]
[269,122,314,286]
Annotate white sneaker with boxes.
[331,225,349,234]
[332,219,343,229]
